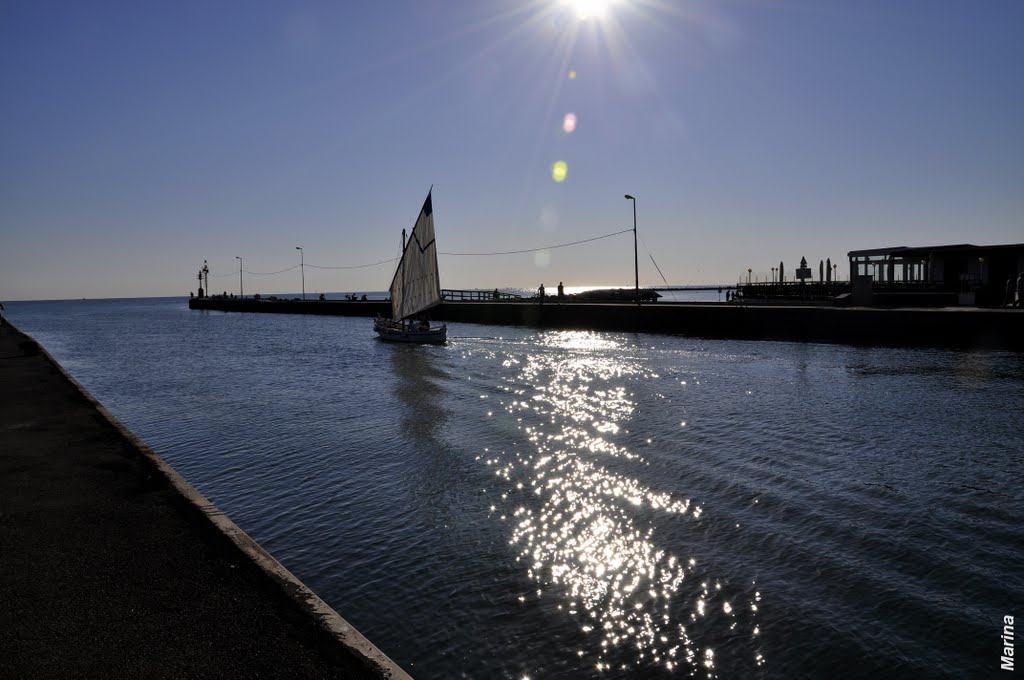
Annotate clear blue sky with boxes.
[2,0,1022,300]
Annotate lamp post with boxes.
[748,268,752,285]
[236,256,243,298]
[296,247,305,300]
[624,194,638,306]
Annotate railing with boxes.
[442,289,522,301]
[736,281,852,301]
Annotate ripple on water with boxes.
[6,302,1022,679]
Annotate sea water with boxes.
[6,297,1022,679]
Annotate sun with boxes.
[561,0,615,21]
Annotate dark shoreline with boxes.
[188,297,1024,352]
[0,319,411,679]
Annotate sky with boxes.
[2,0,1022,300]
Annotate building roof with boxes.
[848,243,1024,258]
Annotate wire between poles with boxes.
[244,264,301,276]
[440,228,633,256]
[305,258,398,270]
[202,228,633,277]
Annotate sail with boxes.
[389,190,441,320]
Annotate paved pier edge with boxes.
[9,320,412,680]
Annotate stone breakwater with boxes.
[189,297,1024,351]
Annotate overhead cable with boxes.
[200,227,632,277]
[640,236,670,288]
[439,228,632,256]
[305,258,398,270]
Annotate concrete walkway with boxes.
[0,320,410,679]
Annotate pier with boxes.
[0,319,410,679]
[188,296,1024,351]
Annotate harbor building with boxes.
[848,242,1024,306]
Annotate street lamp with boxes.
[236,256,243,298]
[748,268,752,285]
[296,247,305,300]
[624,194,638,306]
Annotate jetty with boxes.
[188,296,1024,351]
[0,319,410,679]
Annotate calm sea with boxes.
[5,297,1022,679]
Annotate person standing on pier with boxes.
[557,282,564,300]
[539,283,545,303]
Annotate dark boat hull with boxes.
[373,318,447,344]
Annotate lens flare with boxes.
[540,205,559,228]
[552,160,568,183]
[563,113,577,134]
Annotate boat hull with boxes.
[373,318,447,344]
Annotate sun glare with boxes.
[562,0,614,21]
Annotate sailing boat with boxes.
[373,189,448,344]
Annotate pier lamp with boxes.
[296,247,305,300]
[624,194,638,306]
[236,256,243,298]
[748,268,752,285]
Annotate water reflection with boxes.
[389,344,455,521]
[390,344,447,446]
[485,331,761,675]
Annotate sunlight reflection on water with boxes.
[484,331,760,674]
[11,301,1019,679]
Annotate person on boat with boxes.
[419,317,429,331]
